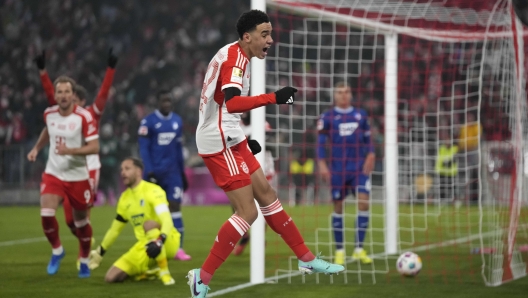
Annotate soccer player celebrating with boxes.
[317,82,376,265]
[189,10,344,297]
[27,76,99,278]
[88,157,181,285]
[34,48,117,211]
[34,49,117,267]
[138,90,190,261]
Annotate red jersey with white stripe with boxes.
[197,42,251,156]
[44,105,99,181]
[84,106,102,170]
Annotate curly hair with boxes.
[236,10,270,39]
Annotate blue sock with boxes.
[332,213,344,250]
[355,211,369,248]
[172,212,184,248]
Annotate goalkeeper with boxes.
[89,157,180,285]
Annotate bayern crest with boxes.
[240,162,249,174]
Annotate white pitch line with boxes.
[0,237,47,247]
[207,226,517,297]
[0,235,138,247]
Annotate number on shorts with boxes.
[173,187,182,199]
[84,190,91,203]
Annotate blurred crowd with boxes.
[0,0,249,189]
[0,0,523,202]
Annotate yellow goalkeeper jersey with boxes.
[116,180,175,241]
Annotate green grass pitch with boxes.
[0,204,527,298]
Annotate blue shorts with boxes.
[331,173,370,201]
[156,172,184,202]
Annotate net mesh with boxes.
[262,0,528,286]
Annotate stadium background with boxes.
[0,0,250,204]
[1,0,528,297]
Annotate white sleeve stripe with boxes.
[76,107,93,122]
[221,83,242,90]
[155,204,170,215]
[85,135,99,142]
[235,51,241,68]
[93,104,101,115]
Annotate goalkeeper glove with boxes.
[147,172,158,184]
[146,234,167,258]
[34,50,46,70]
[107,47,118,69]
[247,139,262,155]
[275,87,297,105]
[89,245,105,270]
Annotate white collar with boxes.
[334,106,354,114]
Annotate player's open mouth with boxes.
[263,47,269,56]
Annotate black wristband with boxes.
[99,245,106,256]
[160,233,167,244]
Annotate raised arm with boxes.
[34,51,56,106]
[92,48,118,115]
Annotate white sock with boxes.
[52,246,64,255]
[79,257,89,264]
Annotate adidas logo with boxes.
[286,96,294,104]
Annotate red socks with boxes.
[201,214,250,285]
[261,199,314,262]
[74,218,93,258]
[41,208,61,249]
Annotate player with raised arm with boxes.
[317,82,376,265]
[188,10,344,298]
[138,90,190,261]
[34,48,117,208]
[27,76,99,278]
[88,157,181,285]
[34,49,117,267]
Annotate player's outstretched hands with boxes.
[89,246,104,270]
[107,48,118,69]
[247,139,262,155]
[275,86,297,105]
[34,50,46,70]
[27,148,38,162]
[146,234,166,258]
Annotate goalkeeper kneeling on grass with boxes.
[89,157,181,285]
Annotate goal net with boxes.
[260,0,528,286]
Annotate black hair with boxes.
[156,89,172,101]
[123,156,144,171]
[236,10,270,39]
[75,85,88,101]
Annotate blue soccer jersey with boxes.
[138,110,185,201]
[317,106,374,199]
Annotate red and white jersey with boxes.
[44,105,99,181]
[84,105,102,171]
[197,41,251,156]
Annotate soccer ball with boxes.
[396,252,422,276]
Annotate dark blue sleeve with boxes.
[175,117,185,175]
[317,114,329,159]
[138,117,154,177]
[362,111,375,154]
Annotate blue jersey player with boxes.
[138,90,191,261]
[317,82,375,265]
